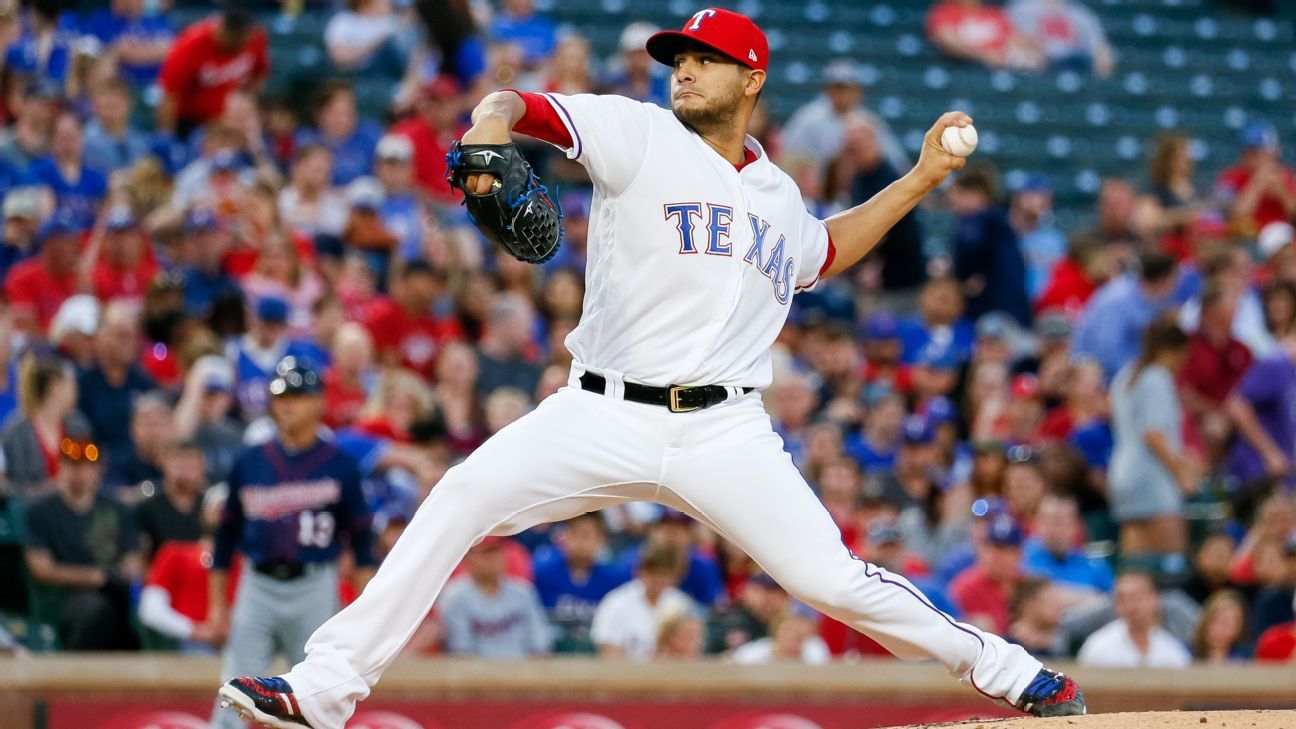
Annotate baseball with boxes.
[941,124,979,157]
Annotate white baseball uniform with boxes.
[277,92,1042,729]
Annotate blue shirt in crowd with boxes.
[81,8,175,83]
[1071,274,1178,380]
[27,158,108,228]
[296,121,384,186]
[1021,538,1115,593]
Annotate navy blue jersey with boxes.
[213,436,375,571]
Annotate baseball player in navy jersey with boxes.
[213,357,375,729]
[218,9,1085,728]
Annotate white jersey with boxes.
[540,92,833,390]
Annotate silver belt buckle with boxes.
[668,385,701,413]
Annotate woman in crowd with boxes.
[0,356,91,497]
[1109,319,1199,559]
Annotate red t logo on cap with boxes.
[689,8,718,30]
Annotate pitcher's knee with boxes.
[771,566,860,613]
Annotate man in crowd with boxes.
[24,437,143,650]
[77,301,158,452]
[949,515,1025,634]
[781,58,906,172]
[1022,493,1113,595]
[133,438,208,560]
[158,5,269,138]
[439,537,552,658]
[533,513,629,653]
[1072,250,1180,379]
[1077,571,1192,667]
[591,544,694,661]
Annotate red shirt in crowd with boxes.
[390,117,466,203]
[323,368,368,429]
[4,258,79,332]
[1034,257,1098,317]
[948,566,1013,635]
[1255,622,1296,662]
[92,255,160,303]
[363,297,463,378]
[1216,163,1296,233]
[159,18,269,125]
[146,541,229,623]
[925,2,1015,58]
[1180,333,1252,405]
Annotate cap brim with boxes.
[645,30,748,69]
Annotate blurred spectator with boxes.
[897,277,974,365]
[1037,359,1106,441]
[239,240,325,335]
[175,209,238,317]
[0,186,44,282]
[846,391,904,474]
[1109,319,1196,557]
[620,510,723,608]
[926,0,1042,71]
[732,610,831,664]
[322,323,376,430]
[157,6,269,138]
[226,296,315,419]
[439,537,551,658]
[1072,250,1180,379]
[365,261,461,379]
[1022,493,1113,594]
[950,165,1030,326]
[4,0,78,92]
[475,293,542,399]
[82,76,149,173]
[1139,133,1201,258]
[297,81,383,187]
[841,115,926,300]
[137,488,225,654]
[533,513,628,652]
[490,0,557,69]
[391,75,465,204]
[591,543,694,660]
[599,22,669,106]
[707,571,788,654]
[1181,245,1270,358]
[1007,0,1115,76]
[1181,281,1251,415]
[85,208,153,304]
[1215,121,1296,236]
[1192,589,1251,662]
[48,295,97,369]
[174,356,241,484]
[372,135,425,264]
[781,59,906,172]
[949,514,1024,633]
[1259,223,1296,288]
[133,437,206,559]
[1008,578,1067,658]
[1033,234,1119,318]
[1,356,90,497]
[77,301,157,451]
[1009,174,1065,300]
[655,610,704,659]
[23,437,142,650]
[1183,532,1245,606]
[28,111,107,227]
[1249,530,1295,636]
[102,390,171,495]
[279,145,347,238]
[4,209,82,335]
[324,0,413,75]
[542,35,594,95]
[1077,571,1192,667]
[0,79,58,169]
[1226,337,1296,493]
[82,0,175,86]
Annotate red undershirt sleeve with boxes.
[506,90,575,149]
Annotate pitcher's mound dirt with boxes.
[881,709,1296,729]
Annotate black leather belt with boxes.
[579,372,753,413]
[254,562,307,581]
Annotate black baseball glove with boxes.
[445,141,563,264]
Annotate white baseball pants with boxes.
[280,367,1042,729]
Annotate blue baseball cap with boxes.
[255,296,290,324]
[864,312,899,341]
[986,514,1024,548]
[1241,120,1279,150]
[183,208,219,233]
[924,396,958,425]
[36,209,87,244]
[1013,172,1052,194]
[901,414,935,445]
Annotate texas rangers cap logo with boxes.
[645,7,770,73]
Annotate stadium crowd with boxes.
[0,0,1294,672]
